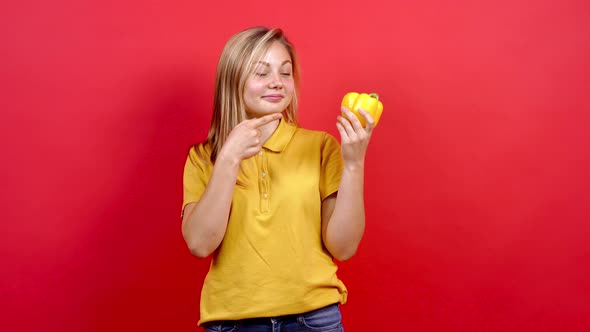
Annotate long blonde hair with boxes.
[206,27,300,162]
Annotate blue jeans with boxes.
[203,303,344,332]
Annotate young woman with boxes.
[182,26,376,332]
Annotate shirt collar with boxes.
[263,119,297,153]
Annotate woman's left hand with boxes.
[336,107,375,168]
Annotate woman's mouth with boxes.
[262,95,284,102]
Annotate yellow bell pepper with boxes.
[341,92,383,127]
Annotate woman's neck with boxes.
[258,118,281,144]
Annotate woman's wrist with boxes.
[343,160,365,173]
[216,151,241,171]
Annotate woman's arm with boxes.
[182,155,240,258]
[321,108,375,261]
[182,113,282,258]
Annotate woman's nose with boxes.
[268,72,283,88]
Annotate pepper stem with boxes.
[369,93,379,100]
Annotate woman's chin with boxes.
[247,109,285,118]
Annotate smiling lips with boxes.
[262,94,284,102]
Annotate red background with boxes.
[1,0,589,331]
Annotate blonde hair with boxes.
[206,26,300,162]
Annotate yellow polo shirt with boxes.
[182,119,347,324]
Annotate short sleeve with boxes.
[182,144,212,217]
[319,133,343,200]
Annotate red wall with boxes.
[2,0,589,331]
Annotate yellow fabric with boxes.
[182,119,347,324]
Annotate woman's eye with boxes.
[281,72,292,77]
[255,72,268,77]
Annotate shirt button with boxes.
[259,151,264,156]
[263,193,268,199]
[261,172,266,178]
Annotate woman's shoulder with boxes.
[294,125,337,142]
[189,141,212,153]
[186,141,213,166]
[294,127,340,150]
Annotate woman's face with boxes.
[243,41,295,118]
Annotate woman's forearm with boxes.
[325,163,366,261]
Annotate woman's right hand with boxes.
[218,113,282,163]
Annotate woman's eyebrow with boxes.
[255,60,292,66]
